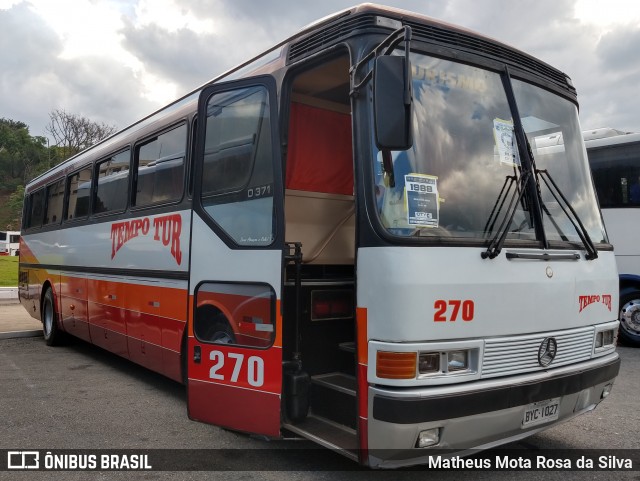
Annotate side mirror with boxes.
[373,55,413,151]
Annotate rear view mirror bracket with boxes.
[350,26,413,152]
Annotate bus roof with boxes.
[584,130,640,149]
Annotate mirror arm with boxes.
[403,27,412,106]
[350,26,413,97]
[381,149,396,188]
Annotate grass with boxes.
[0,256,19,287]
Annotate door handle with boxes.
[194,345,201,363]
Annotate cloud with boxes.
[597,24,640,73]
[0,3,63,134]
[583,25,640,130]
[0,1,156,136]
[1,0,639,137]
[120,20,220,94]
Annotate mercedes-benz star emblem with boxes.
[538,337,557,367]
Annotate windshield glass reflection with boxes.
[371,52,607,246]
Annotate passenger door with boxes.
[187,77,284,437]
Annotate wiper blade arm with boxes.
[483,174,517,237]
[536,169,599,260]
[482,170,532,259]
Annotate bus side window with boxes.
[27,189,45,229]
[200,86,274,246]
[43,179,64,225]
[195,282,275,349]
[95,149,130,214]
[65,166,93,221]
[134,124,187,207]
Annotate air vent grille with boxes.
[288,16,376,63]
[406,20,569,86]
[288,14,569,90]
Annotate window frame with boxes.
[43,177,65,226]
[93,148,132,217]
[192,76,284,251]
[132,121,188,211]
[26,188,46,230]
[63,164,94,223]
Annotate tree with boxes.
[45,109,116,161]
[0,118,48,189]
[5,185,25,230]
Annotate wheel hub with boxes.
[620,299,640,334]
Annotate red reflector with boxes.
[311,290,354,320]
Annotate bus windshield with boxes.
[371,52,607,246]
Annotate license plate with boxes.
[522,398,560,428]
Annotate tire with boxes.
[619,290,640,347]
[42,287,63,346]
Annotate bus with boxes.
[586,129,640,346]
[0,230,20,256]
[19,4,620,468]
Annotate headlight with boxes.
[418,352,440,374]
[376,349,475,378]
[447,350,469,372]
[593,322,618,355]
[370,340,483,385]
[417,349,473,376]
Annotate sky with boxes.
[1,0,639,140]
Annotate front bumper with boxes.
[367,353,620,468]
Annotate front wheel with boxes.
[619,290,640,347]
[42,287,63,346]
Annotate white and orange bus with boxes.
[19,4,620,468]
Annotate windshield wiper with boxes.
[536,169,599,260]
[483,173,517,236]
[481,169,532,259]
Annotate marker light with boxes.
[376,351,417,379]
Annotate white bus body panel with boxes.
[358,246,619,467]
[21,211,191,273]
[189,213,282,296]
[358,247,618,342]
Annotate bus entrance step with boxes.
[282,414,358,461]
[310,373,357,430]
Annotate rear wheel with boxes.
[619,290,640,347]
[42,287,63,346]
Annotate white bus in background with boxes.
[0,230,20,256]
[586,129,640,346]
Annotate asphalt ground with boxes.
[0,302,639,480]
[0,299,42,339]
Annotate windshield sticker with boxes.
[405,174,439,227]
[493,118,521,166]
